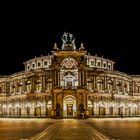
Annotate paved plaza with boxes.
[0,118,140,140]
[30,119,108,140]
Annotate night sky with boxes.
[0,4,140,75]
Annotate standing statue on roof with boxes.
[61,32,76,50]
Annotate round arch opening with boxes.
[63,95,76,117]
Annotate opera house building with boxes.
[0,33,140,118]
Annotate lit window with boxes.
[26,81,31,92]
[36,83,42,92]
[32,64,35,68]
[97,80,103,90]
[38,62,41,67]
[138,86,140,93]
[91,61,94,65]
[44,61,47,66]
[97,62,100,66]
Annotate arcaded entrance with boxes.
[63,95,76,117]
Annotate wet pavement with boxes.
[0,118,140,140]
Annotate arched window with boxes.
[108,80,113,91]
[124,83,127,93]
[18,82,22,93]
[36,79,42,92]
[26,81,31,92]
[88,100,93,107]
[63,72,78,89]
[87,79,92,90]
[47,100,52,108]
[46,79,52,91]
[12,84,16,93]
[116,81,121,93]
[97,79,103,91]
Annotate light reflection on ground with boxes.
[0,118,54,140]
[0,118,140,140]
[86,118,140,140]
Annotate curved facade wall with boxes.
[0,33,140,118]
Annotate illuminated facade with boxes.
[0,32,140,118]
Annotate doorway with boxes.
[99,107,105,116]
[109,107,113,115]
[67,104,73,116]
[63,95,76,117]
[35,107,41,116]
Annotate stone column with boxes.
[76,93,80,116]
[59,93,63,117]
[93,97,97,115]
[95,57,97,67]
[42,75,46,92]
[10,82,13,94]
[53,93,56,115]
[81,70,84,87]
[104,76,107,90]
[85,94,88,110]
[113,78,116,91]
[121,80,124,93]
[83,93,86,110]
[134,81,136,93]
[15,80,18,93]
[52,70,55,88]
[84,70,87,88]
[51,93,55,117]
[92,76,95,90]
[94,76,97,90]
[87,56,89,65]
[53,69,60,87]
[57,70,60,87]
[31,76,35,93]
[56,70,58,86]
[103,76,106,90]
[78,69,81,86]
[127,82,129,93]
[41,96,46,116]
[54,71,56,87]
[22,78,26,93]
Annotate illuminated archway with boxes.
[63,95,76,117]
